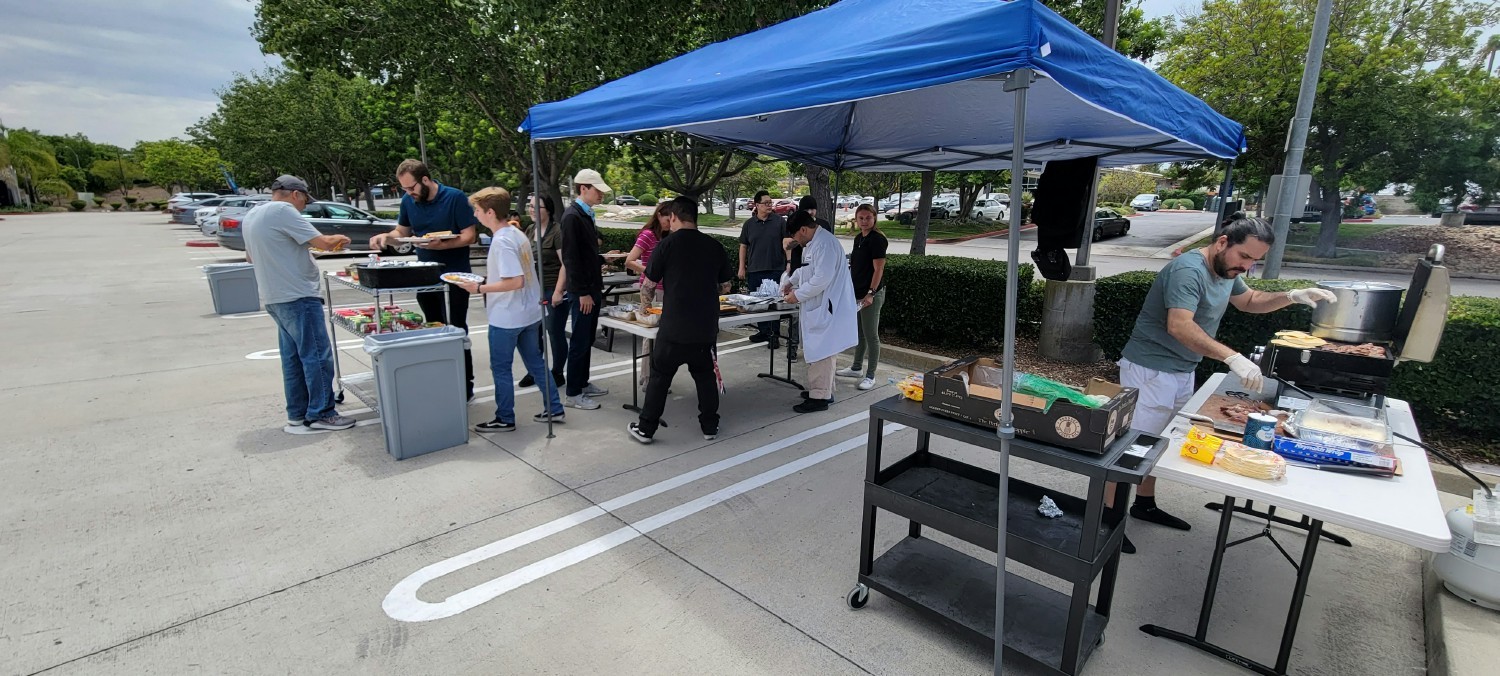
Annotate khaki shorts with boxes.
[1118,358,1195,435]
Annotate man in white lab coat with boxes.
[782,210,857,413]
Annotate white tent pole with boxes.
[996,66,1032,676]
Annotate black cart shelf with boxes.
[850,395,1168,675]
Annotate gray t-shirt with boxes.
[242,201,322,305]
[739,213,788,273]
[1121,250,1250,373]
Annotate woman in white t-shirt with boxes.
[457,187,565,432]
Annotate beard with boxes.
[1211,249,1248,278]
[416,183,433,202]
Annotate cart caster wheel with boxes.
[335,392,345,404]
[846,584,870,609]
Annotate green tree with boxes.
[1160,0,1500,257]
[89,158,145,197]
[1406,69,1500,213]
[137,140,225,192]
[1097,169,1157,204]
[935,170,1010,218]
[4,130,61,204]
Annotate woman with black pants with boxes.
[519,195,569,389]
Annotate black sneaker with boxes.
[793,398,830,413]
[475,419,516,433]
[553,372,566,387]
[518,374,536,387]
[748,333,769,343]
[703,428,718,440]
[628,422,653,444]
[1122,536,1136,555]
[533,411,565,424]
[767,338,781,350]
[1130,504,1192,531]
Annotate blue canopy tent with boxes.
[522,1,1242,671]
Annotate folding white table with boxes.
[1140,373,1450,675]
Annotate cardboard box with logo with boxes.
[921,357,1139,453]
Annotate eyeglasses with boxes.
[756,200,772,206]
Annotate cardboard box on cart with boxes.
[921,356,1139,453]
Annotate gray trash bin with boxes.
[203,263,261,315]
[363,327,470,460]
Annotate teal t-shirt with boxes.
[1121,250,1250,373]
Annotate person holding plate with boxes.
[368,159,480,401]
[455,187,565,432]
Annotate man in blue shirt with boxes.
[368,159,480,399]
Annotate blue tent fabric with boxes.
[521,0,1244,169]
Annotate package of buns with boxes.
[1218,441,1287,481]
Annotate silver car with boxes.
[218,200,416,254]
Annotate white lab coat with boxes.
[787,227,857,363]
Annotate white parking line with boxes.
[383,413,898,622]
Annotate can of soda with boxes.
[1244,412,1278,450]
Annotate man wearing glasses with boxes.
[368,159,480,400]
[738,190,788,347]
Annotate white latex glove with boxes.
[1287,288,1337,307]
[1224,353,1264,393]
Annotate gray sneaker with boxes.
[283,421,322,435]
[309,414,356,430]
[583,383,609,397]
[564,395,601,410]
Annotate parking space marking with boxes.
[383,413,895,622]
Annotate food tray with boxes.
[1292,400,1393,454]
[347,261,444,289]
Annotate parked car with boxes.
[891,203,953,223]
[218,200,413,254]
[970,198,1009,221]
[879,192,921,211]
[167,192,220,210]
[1457,202,1500,225]
[734,197,753,210]
[171,196,225,225]
[1092,207,1131,241]
[1130,193,1161,211]
[1290,204,1323,224]
[194,199,234,235]
[771,198,799,215]
[614,195,640,206]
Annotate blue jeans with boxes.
[265,297,336,422]
[489,321,564,423]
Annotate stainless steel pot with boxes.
[1309,281,1404,343]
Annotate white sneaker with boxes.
[836,367,862,378]
[564,394,601,410]
[583,383,609,397]
[858,378,877,391]
[283,421,326,435]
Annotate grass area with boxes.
[1184,221,1406,252]
[627,213,735,228]
[866,218,1006,241]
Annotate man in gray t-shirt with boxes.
[242,175,356,435]
[1111,218,1334,552]
[738,190,788,346]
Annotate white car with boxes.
[168,192,219,210]
[196,205,221,235]
[970,198,1009,221]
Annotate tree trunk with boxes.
[911,171,936,255]
[725,185,737,220]
[1312,183,1341,258]
[805,165,832,230]
[958,184,981,219]
[363,183,375,211]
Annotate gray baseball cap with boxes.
[270,174,311,195]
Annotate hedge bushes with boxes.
[1093,269,1500,444]
[882,255,1034,348]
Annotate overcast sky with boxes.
[0,0,1490,148]
[0,0,279,148]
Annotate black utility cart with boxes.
[848,395,1168,676]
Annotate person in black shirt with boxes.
[836,204,888,390]
[628,197,733,445]
[738,190,788,347]
[558,169,612,410]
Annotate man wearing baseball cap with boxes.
[242,174,356,434]
[557,168,612,410]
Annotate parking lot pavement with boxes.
[3,212,1432,675]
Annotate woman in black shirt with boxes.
[838,204,887,390]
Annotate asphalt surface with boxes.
[0,211,1443,675]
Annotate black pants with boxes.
[565,292,602,397]
[417,286,474,397]
[539,293,572,379]
[746,270,780,338]
[638,338,719,437]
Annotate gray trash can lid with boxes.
[363,325,468,355]
[203,262,254,273]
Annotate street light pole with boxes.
[1261,0,1334,279]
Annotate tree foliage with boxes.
[1160,0,1500,257]
[1097,170,1157,204]
[136,140,225,192]
[89,158,145,196]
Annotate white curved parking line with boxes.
[383,414,897,622]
